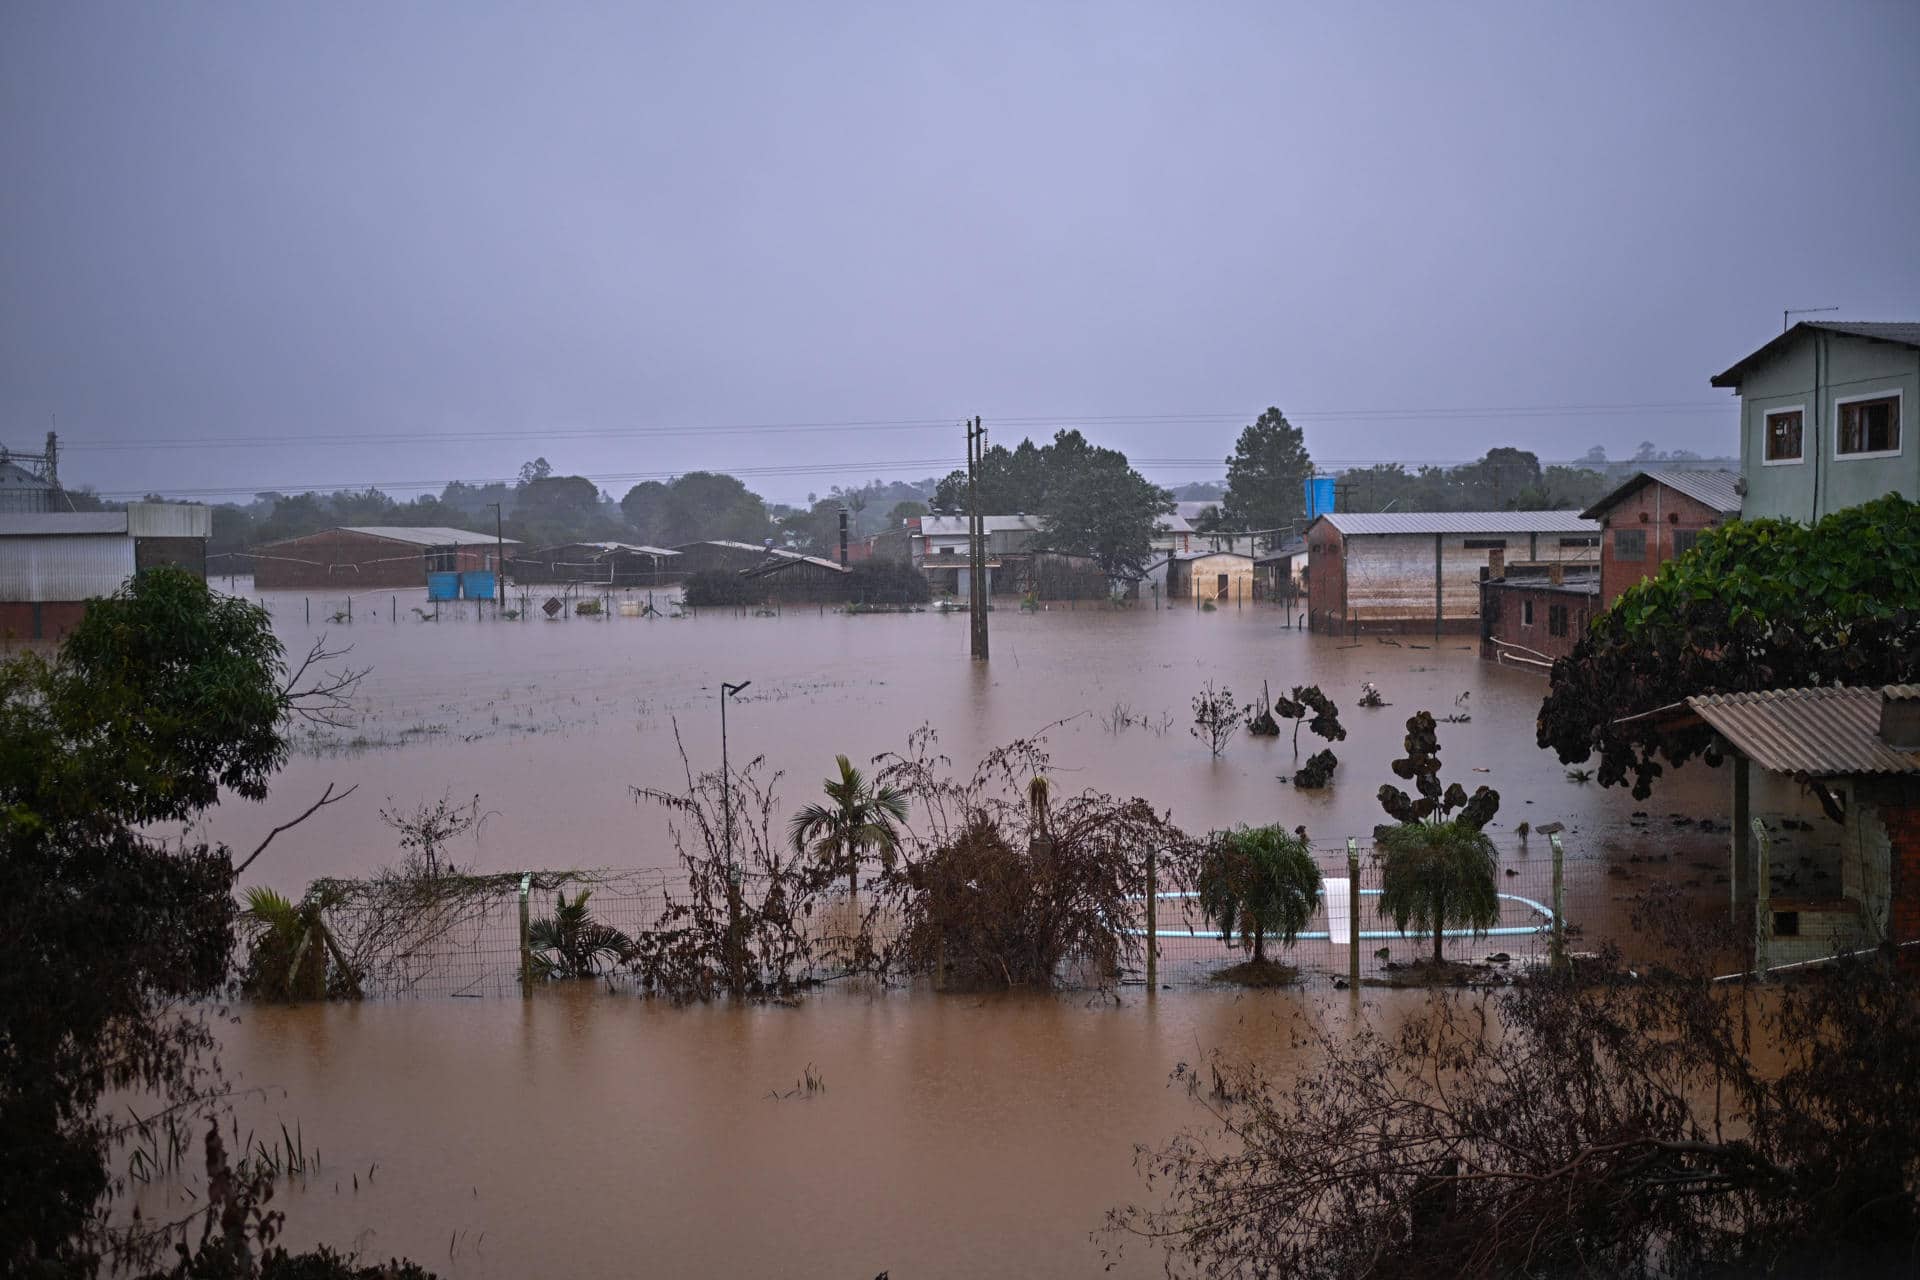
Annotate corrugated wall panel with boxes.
[125,502,212,538]
[0,535,137,602]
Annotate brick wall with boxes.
[1480,580,1596,666]
[1882,801,1920,946]
[1592,481,1728,607]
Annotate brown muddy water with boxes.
[140,586,1744,1276]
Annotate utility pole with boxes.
[489,502,507,617]
[967,416,989,661]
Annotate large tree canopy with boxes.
[1217,408,1312,533]
[1538,496,1920,797]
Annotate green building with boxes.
[1711,322,1919,523]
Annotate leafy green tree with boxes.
[1197,826,1322,964]
[1218,408,1313,534]
[511,473,611,546]
[0,568,367,1269]
[1540,496,1920,798]
[788,755,910,894]
[1375,711,1501,963]
[1035,449,1173,582]
[620,479,674,544]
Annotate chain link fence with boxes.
[283,831,1710,1000]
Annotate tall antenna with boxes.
[1783,306,1840,333]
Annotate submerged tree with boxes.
[1191,682,1240,758]
[1274,685,1346,788]
[377,791,483,877]
[787,754,910,895]
[240,885,362,1002]
[1196,826,1322,967]
[1375,711,1500,963]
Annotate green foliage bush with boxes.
[1539,495,1920,797]
[682,569,761,607]
[1197,826,1322,964]
[848,557,932,605]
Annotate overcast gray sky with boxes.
[4,1,1917,505]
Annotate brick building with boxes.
[251,526,512,590]
[1579,470,1742,608]
[1479,560,1600,668]
[1304,511,1599,636]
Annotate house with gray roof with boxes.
[1579,469,1741,608]
[1712,321,1920,522]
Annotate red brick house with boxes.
[1479,559,1600,669]
[1579,470,1742,608]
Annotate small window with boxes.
[1464,538,1508,550]
[1614,529,1646,562]
[1837,394,1900,457]
[1672,529,1701,557]
[1558,536,1599,548]
[1772,910,1800,938]
[425,548,458,573]
[1764,409,1804,463]
[1521,599,1534,627]
[1548,604,1569,638]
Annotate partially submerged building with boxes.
[0,502,211,640]
[251,526,513,591]
[675,540,853,603]
[1479,559,1601,668]
[1304,511,1599,636]
[1164,550,1256,603]
[512,541,679,587]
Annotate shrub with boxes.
[1374,821,1499,964]
[1191,682,1239,758]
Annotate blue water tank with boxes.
[427,571,461,601]
[460,570,495,601]
[1304,475,1336,520]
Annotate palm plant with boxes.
[528,889,632,980]
[1197,826,1323,965]
[1375,821,1500,964]
[788,754,910,895]
[240,885,360,1001]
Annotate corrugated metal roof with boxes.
[1686,686,1920,778]
[1155,513,1193,534]
[1711,321,1920,388]
[582,541,679,556]
[917,515,1044,536]
[1581,469,1743,520]
[1310,510,1600,537]
[336,526,518,546]
[0,511,127,536]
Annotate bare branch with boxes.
[232,782,358,876]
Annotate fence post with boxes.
[346,595,352,624]
[1548,832,1567,971]
[305,597,309,624]
[518,872,533,997]
[1145,847,1158,992]
[1751,818,1771,979]
[1346,837,1360,988]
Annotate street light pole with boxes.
[720,680,751,997]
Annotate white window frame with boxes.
[1760,403,1806,467]
[1832,389,1903,461]
[1521,598,1534,628]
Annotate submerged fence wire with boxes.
[293,832,1713,1000]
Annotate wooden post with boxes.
[518,873,533,997]
[1145,847,1159,991]
[346,595,352,624]
[1731,754,1751,925]
[391,596,396,623]
[1752,817,1771,978]
[1346,837,1360,989]
[1549,832,1567,970]
[305,597,310,624]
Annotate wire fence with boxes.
[288,832,1712,1001]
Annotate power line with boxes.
[59,398,1735,454]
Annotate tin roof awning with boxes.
[1616,686,1920,779]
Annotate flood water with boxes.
[144,585,1744,1275]
[188,584,1724,881]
